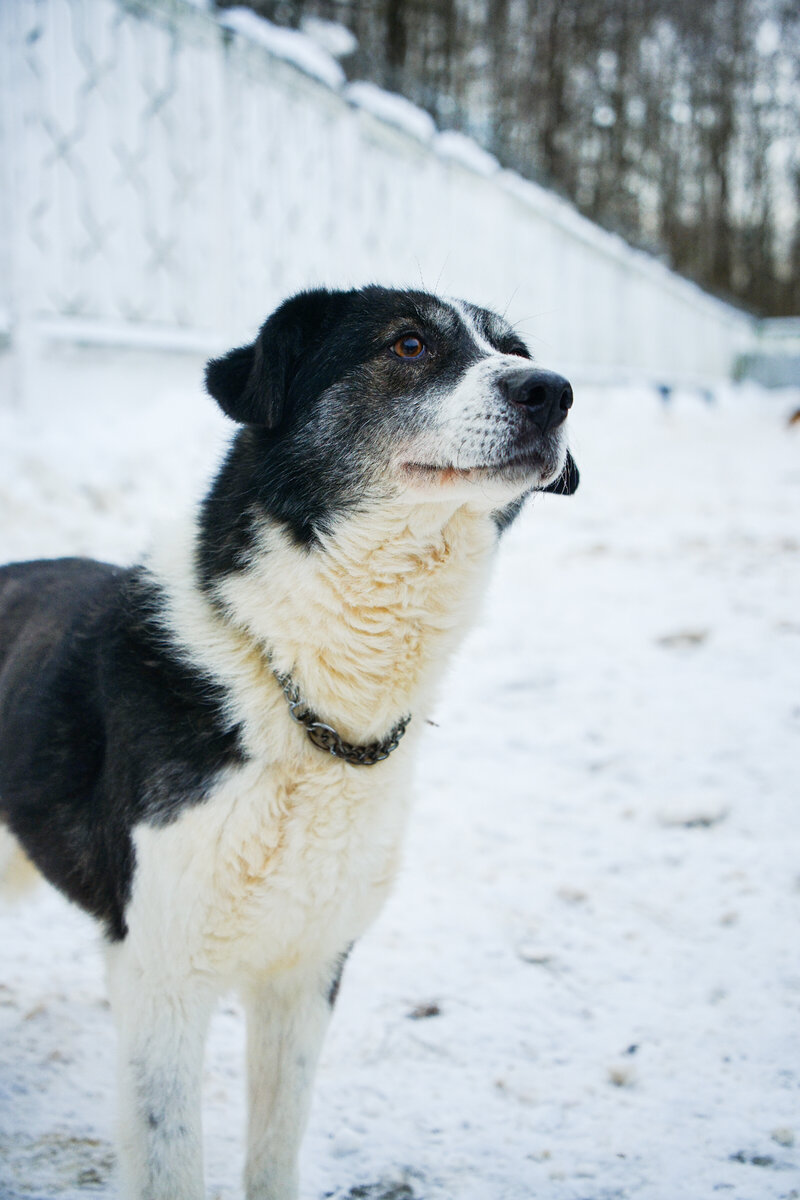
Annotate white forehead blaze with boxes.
[447,298,507,357]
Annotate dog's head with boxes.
[205,287,578,542]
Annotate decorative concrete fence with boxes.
[0,0,757,412]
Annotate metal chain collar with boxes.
[274,671,411,766]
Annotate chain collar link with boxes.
[274,671,411,766]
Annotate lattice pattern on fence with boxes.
[1,0,755,391]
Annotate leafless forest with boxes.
[223,0,800,317]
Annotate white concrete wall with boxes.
[0,0,756,412]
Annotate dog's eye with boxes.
[392,335,427,360]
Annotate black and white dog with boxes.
[0,287,578,1200]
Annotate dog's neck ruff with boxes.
[274,668,411,766]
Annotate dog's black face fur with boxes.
[200,286,578,579]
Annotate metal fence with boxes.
[0,0,757,411]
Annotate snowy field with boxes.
[0,375,798,1200]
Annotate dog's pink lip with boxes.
[402,462,474,478]
[401,450,545,480]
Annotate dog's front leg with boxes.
[243,963,341,1200]
[106,943,214,1200]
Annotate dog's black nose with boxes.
[500,368,573,432]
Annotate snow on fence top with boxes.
[0,0,756,408]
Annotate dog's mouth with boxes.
[400,447,558,486]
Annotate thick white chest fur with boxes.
[126,501,499,986]
[129,753,412,984]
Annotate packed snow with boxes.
[0,374,798,1200]
[218,8,346,90]
[345,82,437,144]
[300,17,358,63]
[434,131,500,178]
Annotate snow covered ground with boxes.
[0,376,798,1200]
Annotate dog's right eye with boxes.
[503,340,531,359]
[392,335,427,360]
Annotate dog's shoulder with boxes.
[101,565,247,825]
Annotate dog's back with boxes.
[0,558,123,794]
[0,559,130,919]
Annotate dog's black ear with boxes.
[539,450,580,495]
[205,290,342,428]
